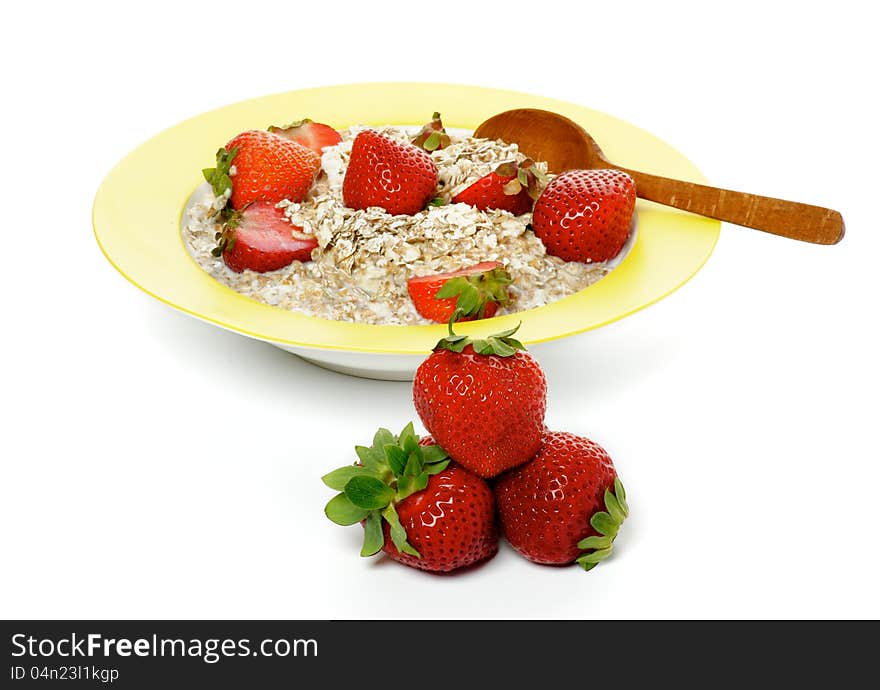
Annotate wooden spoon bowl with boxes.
[475,108,844,245]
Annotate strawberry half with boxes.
[343,130,438,215]
[495,430,628,571]
[202,130,320,211]
[214,201,317,273]
[406,262,512,323]
[411,112,451,152]
[322,424,498,573]
[412,323,547,478]
[531,168,636,262]
[452,159,545,215]
[269,119,343,156]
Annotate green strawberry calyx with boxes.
[209,206,244,258]
[203,146,239,256]
[435,316,526,357]
[202,146,238,201]
[434,265,513,320]
[412,112,452,152]
[322,423,451,559]
[576,476,629,572]
[495,159,548,201]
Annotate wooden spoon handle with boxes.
[614,167,844,245]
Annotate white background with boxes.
[2,1,877,619]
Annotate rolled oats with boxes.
[182,126,613,325]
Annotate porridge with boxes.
[183,124,616,325]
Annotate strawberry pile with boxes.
[324,318,629,574]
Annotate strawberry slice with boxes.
[407,262,512,323]
[269,119,342,156]
[214,201,317,273]
[452,159,545,215]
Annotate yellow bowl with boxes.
[93,82,719,379]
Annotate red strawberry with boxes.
[214,201,317,273]
[269,118,343,156]
[412,324,547,478]
[343,130,438,215]
[495,430,628,571]
[531,169,636,263]
[411,112,452,152]
[406,262,512,323]
[323,424,497,573]
[452,159,544,215]
[203,130,320,211]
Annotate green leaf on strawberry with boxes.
[420,444,447,465]
[382,504,420,557]
[575,476,629,571]
[412,112,452,152]
[321,465,380,491]
[344,476,395,510]
[384,444,408,476]
[354,445,384,471]
[403,450,421,477]
[423,131,442,151]
[398,421,418,451]
[373,427,395,449]
[433,266,513,320]
[323,424,452,559]
[360,512,384,557]
[324,493,370,526]
[202,146,238,199]
[435,317,527,357]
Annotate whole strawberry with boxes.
[203,129,320,211]
[495,430,628,571]
[413,322,546,478]
[323,424,497,573]
[213,201,317,273]
[452,159,545,215]
[343,130,438,215]
[531,169,636,262]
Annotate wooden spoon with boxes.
[474,108,844,245]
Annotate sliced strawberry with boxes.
[269,119,342,156]
[452,159,545,215]
[407,261,511,323]
[215,202,317,273]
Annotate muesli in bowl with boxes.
[183,113,636,326]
